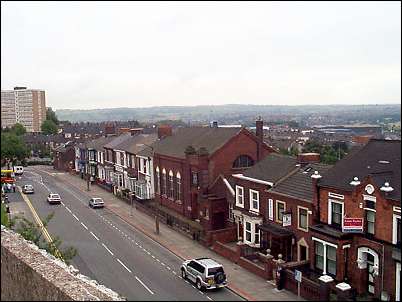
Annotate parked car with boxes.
[181,257,227,290]
[89,197,104,208]
[47,193,61,204]
[22,184,34,194]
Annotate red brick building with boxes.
[311,139,401,301]
[152,121,276,233]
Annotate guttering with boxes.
[222,177,235,196]
[232,174,273,187]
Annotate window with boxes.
[298,207,308,231]
[327,246,337,276]
[155,167,160,194]
[205,208,209,219]
[329,200,343,229]
[366,210,375,235]
[315,242,324,271]
[276,201,286,222]
[169,170,174,199]
[268,199,274,221]
[233,155,254,168]
[313,238,338,276]
[236,186,244,208]
[162,169,167,195]
[143,158,147,174]
[299,244,307,261]
[245,222,252,242]
[131,155,135,168]
[229,202,234,221]
[393,214,401,246]
[192,172,198,186]
[254,224,260,244]
[249,189,259,212]
[176,172,181,201]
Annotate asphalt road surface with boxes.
[17,167,244,301]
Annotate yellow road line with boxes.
[18,187,64,260]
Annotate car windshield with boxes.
[208,267,224,276]
[51,194,60,198]
[93,198,103,203]
[25,185,33,188]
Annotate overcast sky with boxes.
[1,1,401,110]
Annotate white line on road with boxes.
[61,201,65,206]
[65,207,72,213]
[206,296,213,300]
[161,262,166,266]
[151,255,155,259]
[172,271,177,275]
[135,276,154,295]
[156,259,160,262]
[117,259,132,273]
[81,222,88,230]
[72,214,79,221]
[102,243,114,256]
[166,266,171,270]
[90,231,99,241]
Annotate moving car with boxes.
[47,193,61,204]
[181,257,227,290]
[13,166,24,176]
[22,184,34,194]
[89,197,104,208]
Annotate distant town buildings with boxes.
[1,87,46,132]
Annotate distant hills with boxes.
[56,104,401,126]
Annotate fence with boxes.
[283,268,321,301]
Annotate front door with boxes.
[367,253,375,295]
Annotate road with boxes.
[15,166,244,301]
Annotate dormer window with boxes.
[233,155,254,168]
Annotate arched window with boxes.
[155,167,160,194]
[162,168,167,195]
[176,172,181,201]
[233,155,254,168]
[169,170,174,199]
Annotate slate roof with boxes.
[242,153,299,183]
[152,127,242,159]
[86,135,117,151]
[319,139,401,201]
[270,163,332,202]
[103,133,132,150]
[113,134,158,155]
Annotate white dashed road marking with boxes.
[80,222,88,230]
[102,243,114,256]
[90,231,99,241]
[117,259,132,273]
[135,276,154,295]
[206,296,213,301]
[65,207,72,213]
[72,214,79,221]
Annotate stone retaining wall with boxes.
[1,226,125,301]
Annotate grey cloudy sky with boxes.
[1,1,401,110]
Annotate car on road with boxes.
[181,257,227,290]
[89,197,105,208]
[13,166,24,176]
[47,193,61,204]
[22,184,35,194]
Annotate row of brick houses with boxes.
[56,121,400,301]
[223,139,400,301]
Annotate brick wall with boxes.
[1,226,125,301]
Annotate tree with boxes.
[46,107,60,125]
[11,123,27,136]
[1,132,29,167]
[9,212,78,265]
[41,120,58,135]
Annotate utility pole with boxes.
[155,215,160,235]
[130,193,133,216]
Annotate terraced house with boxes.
[311,139,400,301]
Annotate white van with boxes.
[13,166,24,176]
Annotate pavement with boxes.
[43,167,301,301]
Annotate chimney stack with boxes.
[297,153,320,165]
[255,117,263,142]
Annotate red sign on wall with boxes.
[343,218,363,233]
